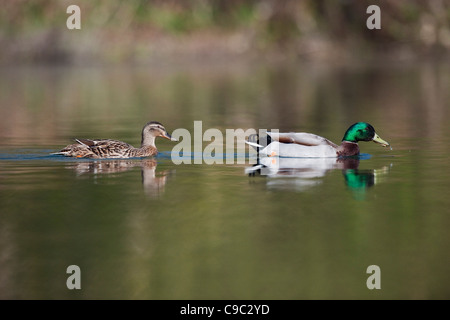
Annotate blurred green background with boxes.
[1,0,449,65]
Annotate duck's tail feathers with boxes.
[245,140,263,149]
[50,151,69,156]
[246,133,273,150]
[245,134,262,149]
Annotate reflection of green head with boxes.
[343,169,375,189]
[343,169,375,200]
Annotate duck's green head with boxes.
[342,122,390,146]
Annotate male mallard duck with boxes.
[53,121,177,159]
[246,122,390,158]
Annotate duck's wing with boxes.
[75,139,135,158]
[267,132,339,148]
[76,139,133,149]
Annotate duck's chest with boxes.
[336,142,360,157]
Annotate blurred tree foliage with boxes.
[0,0,449,64]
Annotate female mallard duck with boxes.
[247,122,390,158]
[53,121,177,159]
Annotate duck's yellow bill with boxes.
[372,133,390,147]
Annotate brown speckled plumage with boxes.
[53,121,176,159]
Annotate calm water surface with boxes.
[0,61,450,299]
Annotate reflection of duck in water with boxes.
[53,121,177,159]
[246,156,360,178]
[246,156,391,198]
[342,165,391,200]
[70,159,173,198]
[246,122,390,158]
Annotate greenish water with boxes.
[1,62,450,299]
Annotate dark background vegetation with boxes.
[1,0,449,65]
